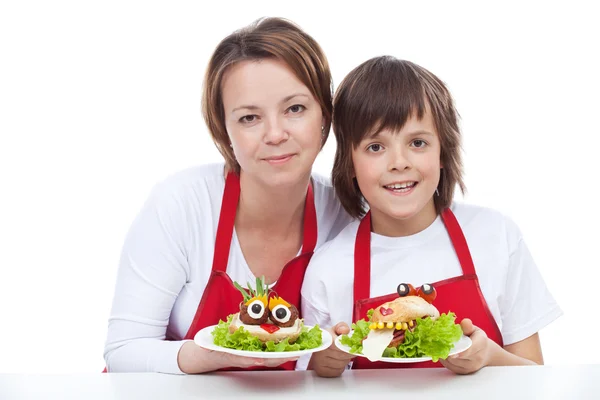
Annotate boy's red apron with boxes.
[351,209,503,369]
[180,172,317,371]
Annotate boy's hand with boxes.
[440,318,492,375]
[309,322,354,378]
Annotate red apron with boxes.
[181,172,318,371]
[351,209,503,369]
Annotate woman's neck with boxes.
[370,200,438,237]
[235,170,310,237]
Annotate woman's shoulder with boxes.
[151,163,226,198]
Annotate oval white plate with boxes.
[335,332,472,363]
[194,324,332,359]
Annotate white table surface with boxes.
[1,365,598,400]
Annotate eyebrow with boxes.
[368,129,435,139]
[231,93,310,114]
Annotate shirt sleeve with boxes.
[498,217,563,345]
[104,181,191,374]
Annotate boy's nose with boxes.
[388,148,411,171]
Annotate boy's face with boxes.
[351,109,441,236]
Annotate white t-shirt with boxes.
[299,202,562,370]
[104,163,353,374]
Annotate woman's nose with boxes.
[263,117,289,145]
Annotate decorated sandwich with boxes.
[341,283,463,362]
[211,277,323,352]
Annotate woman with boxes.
[104,17,352,374]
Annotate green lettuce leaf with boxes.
[211,315,323,352]
[340,318,371,354]
[340,312,463,362]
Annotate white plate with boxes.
[335,332,472,363]
[194,324,332,359]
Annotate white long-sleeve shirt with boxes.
[104,163,353,374]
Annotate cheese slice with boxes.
[362,328,395,361]
[232,314,302,334]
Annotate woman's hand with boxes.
[440,318,492,374]
[308,322,354,378]
[177,341,298,373]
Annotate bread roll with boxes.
[228,313,302,343]
[371,296,439,323]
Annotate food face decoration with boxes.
[233,277,300,338]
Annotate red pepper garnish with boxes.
[379,307,394,316]
[260,324,280,333]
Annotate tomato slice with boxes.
[260,324,280,333]
[416,284,437,303]
[397,283,417,297]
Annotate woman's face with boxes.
[221,58,324,188]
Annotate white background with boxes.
[1,1,598,373]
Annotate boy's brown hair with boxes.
[202,17,333,174]
[332,56,466,218]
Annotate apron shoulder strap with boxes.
[441,208,476,276]
[301,183,318,254]
[213,173,317,272]
[353,211,372,303]
[212,172,240,273]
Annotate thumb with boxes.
[460,318,476,336]
[333,322,350,336]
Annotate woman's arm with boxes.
[104,182,192,373]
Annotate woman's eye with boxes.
[367,144,383,152]
[412,139,427,148]
[287,104,305,114]
[239,115,257,124]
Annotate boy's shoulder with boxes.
[451,202,515,229]
[450,202,524,249]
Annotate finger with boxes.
[323,352,354,363]
[315,364,347,378]
[334,322,350,336]
[262,358,297,368]
[451,328,487,360]
[439,358,472,375]
[317,359,351,371]
[460,318,475,335]
[449,342,484,361]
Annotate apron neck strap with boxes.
[352,208,476,302]
[301,182,317,254]
[353,211,372,303]
[212,172,318,273]
[440,208,476,276]
[212,172,241,273]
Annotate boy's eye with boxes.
[367,144,383,152]
[239,115,258,123]
[287,104,305,113]
[412,139,427,148]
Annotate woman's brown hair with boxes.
[332,56,466,218]
[202,17,333,174]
